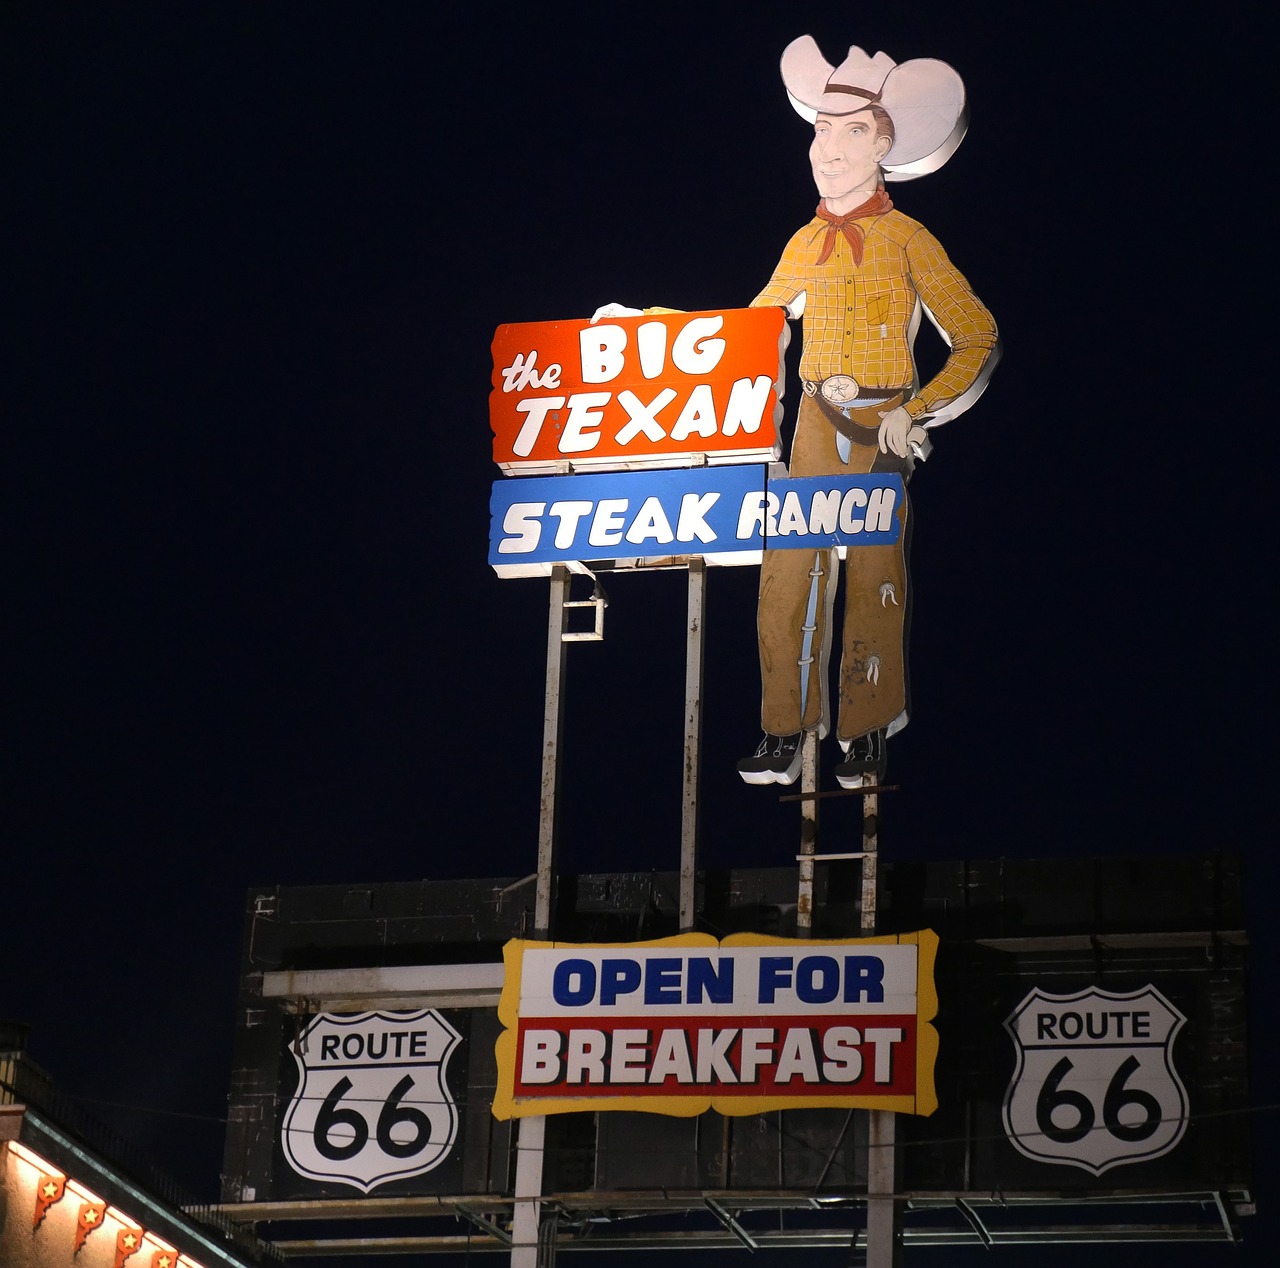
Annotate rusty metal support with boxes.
[456,1204,513,1247]
[704,1197,760,1250]
[514,565,571,1268]
[679,560,706,932]
[860,775,879,937]
[561,574,607,642]
[779,784,900,803]
[510,1116,545,1268]
[866,1109,900,1265]
[795,731,820,936]
[534,565,569,939]
[860,772,901,1267]
[793,749,897,1263]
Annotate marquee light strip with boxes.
[5,1140,203,1268]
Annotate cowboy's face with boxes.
[810,111,891,209]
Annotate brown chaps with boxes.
[757,390,912,741]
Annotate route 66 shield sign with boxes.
[280,1009,462,1193]
[1002,985,1189,1175]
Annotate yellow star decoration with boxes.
[41,1181,59,1197]
[83,1209,99,1224]
[157,1256,173,1268]
[123,1232,139,1248]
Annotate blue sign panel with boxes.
[757,473,905,551]
[490,468,904,578]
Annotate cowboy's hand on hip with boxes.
[877,406,914,458]
[590,302,644,323]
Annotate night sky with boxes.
[5,3,1274,1264]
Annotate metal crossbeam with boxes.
[456,1204,513,1247]
[702,1199,760,1251]
[266,1219,1242,1257]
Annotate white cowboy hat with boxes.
[780,35,968,181]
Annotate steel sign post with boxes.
[679,559,706,933]
[512,563,573,1268]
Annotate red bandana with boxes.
[814,189,893,265]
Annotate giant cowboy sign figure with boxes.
[596,36,999,788]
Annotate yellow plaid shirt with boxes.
[751,208,997,420]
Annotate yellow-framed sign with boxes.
[493,930,938,1119]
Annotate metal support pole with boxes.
[859,776,879,937]
[795,731,820,936]
[510,1116,546,1268]
[513,565,570,1268]
[679,560,706,932]
[860,773,901,1267]
[866,1108,899,1266]
[534,564,569,940]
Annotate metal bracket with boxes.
[704,1198,759,1251]
[954,1197,993,1247]
[780,783,900,803]
[456,1204,513,1248]
[795,852,869,861]
[562,570,609,642]
[1211,1190,1242,1242]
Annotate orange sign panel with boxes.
[490,308,787,475]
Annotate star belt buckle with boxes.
[819,374,860,409]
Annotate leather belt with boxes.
[803,379,908,445]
